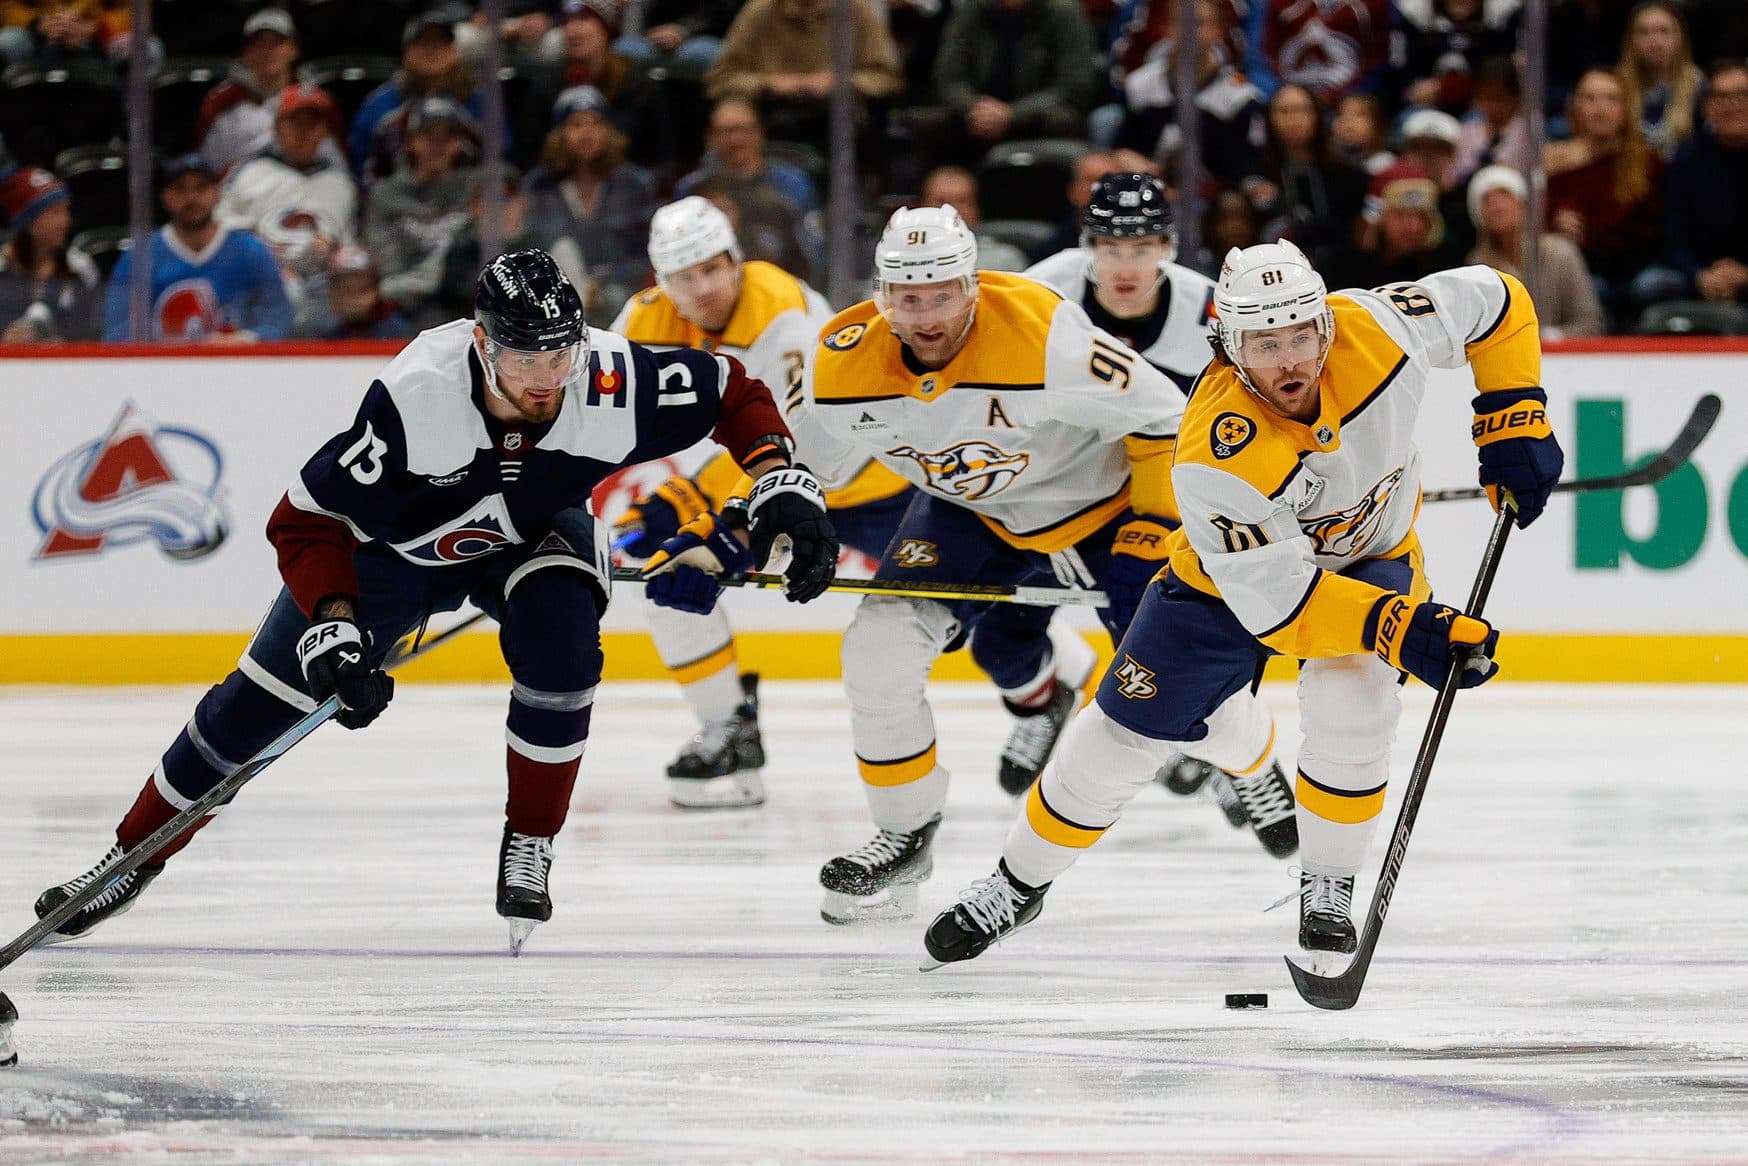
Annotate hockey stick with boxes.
[1422,392,1720,504]
[609,566,1109,607]
[1285,498,1516,1011]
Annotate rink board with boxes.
[2,340,1745,682]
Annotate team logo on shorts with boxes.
[888,440,1031,501]
[1113,656,1158,700]
[1211,413,1255,460]
[31,402,229,562]
[892,538,939,568]
[824,323,867,351]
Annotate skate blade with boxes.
[918,953,944,972]
[819,883,919,925]
[667,771,766,810]
[506,917,541,956]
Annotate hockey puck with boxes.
[1225,992,1268,1010]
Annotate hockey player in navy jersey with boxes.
[35,249,837,954]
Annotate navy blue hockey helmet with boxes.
[1081,173,1175,245]
[474,249,587,353]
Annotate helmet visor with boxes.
[487,338,587,390]
[1232,323,1328,370]
[878,277,976,332]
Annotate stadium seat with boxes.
[71,226,134,280]
[54,145,132,232]
[976,138,1086,224]
[299,56,398,129]
[0,63,125,167]
[977,219,1057,259]
[1635,300,1748,337]
[152,58,232,157]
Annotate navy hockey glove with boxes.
[296,617,394,729]
[746,466,838,603]
[1364,593,1499,691]
[612,475,710,559]
[1104,516,1174,635]
[641,509,754,615]
[1473,388,1563,528]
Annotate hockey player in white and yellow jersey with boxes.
[610,197,909,809]
[797,204,1196,924]
[921,240,1564,968]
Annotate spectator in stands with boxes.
[1548,0,1635,115]
[1114,0,1265,187]
[678,98,821,272]
[0,167,100,342]
[1187,186,1264,277]
[707,0,902,152]
[1391,107,1475,254]
[1468,164,1606,338]
[302,245,411,340]
[1453,57,1533,182]
[1347,164,1467,286]
[525,0,660,167]
[364,96,481,325]
[1242,84,1366,274]
[1545,67,1672,320]
[433,167,587,321]
[920,165,1029,271]
[349,6,496,185]
[218,82,358,309]
[1245,0,1391,103]
[1394,0,1522,117]
[194,7,302,176]
[103,154,290,343]
[1034,148,1116,259]
[1332,94,1395,175]
[525,85,657,298]
[1619,0,1704,160]
[1661,59,1748,305]
[690,174,814,282]
[885,0,952,100]
[0,0,139,68]
[614,0,737,73]
[927,0,1096,162]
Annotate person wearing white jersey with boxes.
[778,204,1193,923]
[1024,171,1297,854]
[920,241,1565,969]
[609,196,890,809]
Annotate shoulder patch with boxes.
[1211,413,1255,460]
[825,323,867,351]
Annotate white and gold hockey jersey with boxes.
[1169,265,1544,658]
[612,259,907,509]
[802,271,1187,552]
[1022,249,1217,392]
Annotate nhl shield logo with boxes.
[31,402,229,562]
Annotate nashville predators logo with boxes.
[1303,468,1405,558]
[1113,656,1158,699]
[1212,412,1255,459]
[888,440,1031,501]
[892,538,939,568]
[825,323,867,351]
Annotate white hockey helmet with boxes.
[648,196,742,280]
[1212,239,1334,386]
[873,204,979,312]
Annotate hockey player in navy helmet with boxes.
[32,249,837,955]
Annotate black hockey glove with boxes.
[297,617,394,730]
[745,465,838,603]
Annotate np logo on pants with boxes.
[1113,655,1157,699]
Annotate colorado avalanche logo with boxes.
[888,440,1031,501]
[392,497,520,565]
[31,403,229,562]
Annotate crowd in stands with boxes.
[1,0,1746,344]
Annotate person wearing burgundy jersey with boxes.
[32,249,837,956]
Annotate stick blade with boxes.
[1284,955,1363,1011]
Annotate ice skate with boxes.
[496,827,554,955]
[1227,762,1299,858]
[1299,871,1358,956]
[666,673,766,809]
[997,682,1077,796]
[920,861,1048,970]
[819,814,941,924]
[1155,752,1216,796]
[1205,769,1251,827]
[34,844,163,944]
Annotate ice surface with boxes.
[2,682,1746,1164]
